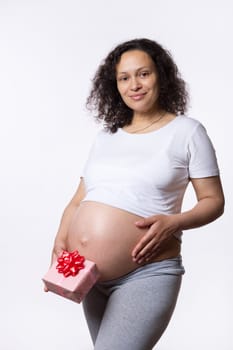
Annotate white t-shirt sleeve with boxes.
[188,123,219,178]
[80,130,102,179]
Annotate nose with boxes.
[130,77,142,91]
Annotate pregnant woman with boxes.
[46,38,224,349]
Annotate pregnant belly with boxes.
[66,201,180,281]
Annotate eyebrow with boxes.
[116,66,151,75]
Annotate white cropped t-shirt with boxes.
[81,116,219,233]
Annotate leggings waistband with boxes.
[98,256,185,287]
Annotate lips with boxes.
[130,92,147,101]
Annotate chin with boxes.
[126,102,149,112]
[132,106,155,114]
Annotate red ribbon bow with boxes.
[56,250,85,277]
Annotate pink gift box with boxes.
[43,259,100,303]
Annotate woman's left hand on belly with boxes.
[131,214,180,264]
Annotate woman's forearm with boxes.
[53,178,86,246]
[50,203,80,265]
[175,196,224,231]
[54,203,78,245]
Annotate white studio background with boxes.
[0,1,232,349]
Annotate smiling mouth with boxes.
[130,93,147,101]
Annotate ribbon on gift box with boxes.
[56,250,85,277]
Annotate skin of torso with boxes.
[66,201,180,281]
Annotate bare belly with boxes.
[66,201,180,281]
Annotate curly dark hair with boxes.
[86,38,189,133]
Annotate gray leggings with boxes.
[82,257,185,350]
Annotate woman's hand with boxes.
[131,214,180,264]
[44,178,86,292]
[44,241,66,292]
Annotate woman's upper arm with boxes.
[190,176,225,207]
[69,177,86,206]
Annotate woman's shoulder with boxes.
[174,115,206,135]
[96,127,113,138]
[176,115,202,127]
[91,127,116,147]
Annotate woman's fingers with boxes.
[144,245,161,262]
[132,230,155,258]
[132,229,162,263]
[132,214,178,264]
[135,215,157,227]
[134,243,159,263]
[44,244,65,292]
[134,235,172,263]
[133,239,157,262]
[132,215,162,262]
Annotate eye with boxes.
[118,76,128,82]
[139,71,150,78]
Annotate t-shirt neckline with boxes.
[118,115,181,136]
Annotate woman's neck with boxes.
[122,111,176,134]
[132,109,165,125]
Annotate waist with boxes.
[98,256,185,286]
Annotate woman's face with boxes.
[116,50,159,114]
